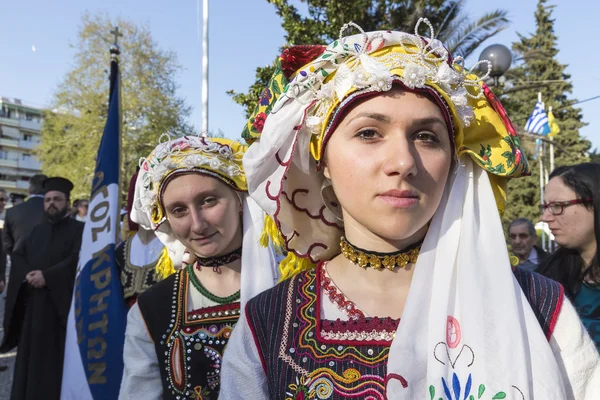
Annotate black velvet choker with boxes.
[195,247,242,270]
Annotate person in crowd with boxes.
[219,20,599,399]
[0,188,8,223]
[115,171,163,308]
[1,174,47,352]
[538,163,600,350]
[119,136,277,399]
[10,193,26,206]
[0,189,7,372]
[72,198,89,222]
[0,188,8,291]
[508,217,548,271]
[8,177,84,399]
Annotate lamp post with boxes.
[479,44,512,86]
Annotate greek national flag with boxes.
[524,101,551,135]
[61,63,126,399]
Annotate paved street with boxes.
[0,284,16,399]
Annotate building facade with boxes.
[0,97,43,196]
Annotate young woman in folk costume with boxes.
[219,20,600,399]
[118,135,278,400]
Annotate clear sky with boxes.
[1,0,599,149]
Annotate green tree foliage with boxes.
[38,14,193,199]
[229,0,509,117]
[499,0,590,227]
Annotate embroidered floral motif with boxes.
[428,316,524,400]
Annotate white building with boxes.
[0,97,43,196]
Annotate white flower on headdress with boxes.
[402,63,427,89]
[226,165,238,177]
[183,155,202,169]
[316,82,334,101]
[456,104,475,127]
[305,116,323,135]
[353,67,372,88]
[451,87,469,107]
[151,163,168,183]
[140,191,156,210]
[209,158,221,170]
[373,73,393,92]
[437,62,463,88]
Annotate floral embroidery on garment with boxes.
[427,316,525,400]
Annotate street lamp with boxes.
[479,44,512,86]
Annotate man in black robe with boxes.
[9,177,84,400]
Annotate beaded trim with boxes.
[320,327,396,342]
[186,264,241,305]
[187,303,241,322]
[320,263,365,320]
[340,236,421,271]
[196,247,242,268]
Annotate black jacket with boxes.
[2,196,46,256]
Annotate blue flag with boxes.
[61,65,126,400]
[524,101,551,135]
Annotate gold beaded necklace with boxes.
[340,236,422,271]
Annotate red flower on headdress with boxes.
[280,45,327,79]
[252,112,267,133]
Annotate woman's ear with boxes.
[322,153,330,179]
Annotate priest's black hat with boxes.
[43,177,74,196]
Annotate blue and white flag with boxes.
[61,63,126,400]
[524,101,551,135]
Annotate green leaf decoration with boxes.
[333,40,338,47]
[322,53,332,58]
[321,69,329,77]
[469,396,475,400]
[271,80,282,95]
[478,384,485,398]
[429,385,435,400]
[492,393,506,399]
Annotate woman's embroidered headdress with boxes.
[242,19,529,278]
[130,135,248,277]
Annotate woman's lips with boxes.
[377,189,419,208]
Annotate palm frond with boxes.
[445,10,510,58]
[436,0,464,42]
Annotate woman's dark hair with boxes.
[537,162,600,298]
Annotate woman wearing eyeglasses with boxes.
[538,162,600,349]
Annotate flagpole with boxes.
[548,106,556,252]
[201,0,209,136]
[109,26,123,239]
[537,92,547,251]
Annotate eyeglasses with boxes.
[0,198,7,202]
[539,198,593,216]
